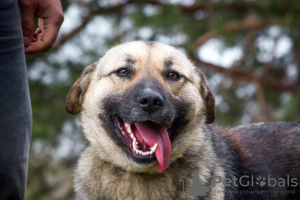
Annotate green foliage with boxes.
[25,0,300,198]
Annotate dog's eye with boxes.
[166,71,181,80]
[116,69,130,77]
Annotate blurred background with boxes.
[25,0,300,199]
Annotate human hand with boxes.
[18,0,64,54]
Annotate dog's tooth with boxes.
[125,123,132,133]
[130,133,134,139]
[133,138,138,151]
[142,152,146,156]
[135,150,139,154]
[150,143,158,153]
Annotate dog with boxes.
[65,41,300,200]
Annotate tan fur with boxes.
[66,41,222,200]
[66,64,95,114]
[74,129,222,200]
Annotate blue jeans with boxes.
[0,0,32,199]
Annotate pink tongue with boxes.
[134,122,171,173]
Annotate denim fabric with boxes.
[0,0,14,9]
[0,0,32,199]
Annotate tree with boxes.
[25,0,300,199]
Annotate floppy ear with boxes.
[197,69,215,124]
[66,64,96,115]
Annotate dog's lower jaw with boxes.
[74,128,225,200]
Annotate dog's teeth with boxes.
[130,133,134,139]
[133,138,138,151]
[133,141,156,156]
[150,143,158,153]
[125,123,132,133]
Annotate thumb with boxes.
[18,1,36,47]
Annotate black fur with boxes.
[99,78,190,164]
[120,77,175,125]
[208,122,300,200]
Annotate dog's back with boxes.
[209,122,300,200]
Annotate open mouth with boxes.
[114,116,171,172]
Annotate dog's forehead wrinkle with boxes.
[125,54,135,64]
[96,42,150,74]
[164,57,174,69]
[150,49,196,81]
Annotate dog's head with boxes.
[66,41,215,173]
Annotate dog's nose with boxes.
[138,89,164,113]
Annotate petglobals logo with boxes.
[212,175,298,188]
[179,172,298,198]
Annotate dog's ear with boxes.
[66,64,95,115]
[197,69,215,124]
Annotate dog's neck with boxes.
[74,128,220,200]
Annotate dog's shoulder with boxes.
[206,122,300,199]
[230,122,300,137]
[208,122,300,167]
[208,122,300,155]
[228,122,300,157]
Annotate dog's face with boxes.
[66,41,215,173]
